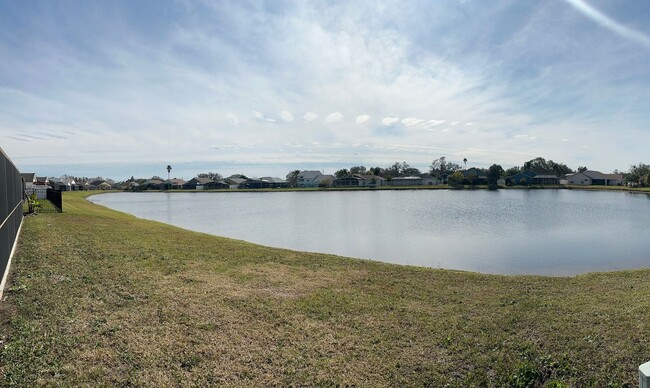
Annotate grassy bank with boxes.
[1,192,648,386]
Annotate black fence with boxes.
[0,147,24,291]
[24,186,62,213]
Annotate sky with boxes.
[1,0,650,181]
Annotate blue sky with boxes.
[1,0,650,180]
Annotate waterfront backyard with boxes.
[1,192,649,386]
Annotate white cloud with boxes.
[382,117,400,126]
[355,115,370,124]
[420,119,446,129]
[2,1,649,178]
[280,111,294,122]
[401,118,424,126]
[325,112,343,123]
[227,113,239,124]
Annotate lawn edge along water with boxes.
[0,191,648,386]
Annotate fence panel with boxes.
[24,186,62,213]
[46,189,62,212]
[0,147,24,295]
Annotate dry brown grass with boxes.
[1,191,649,386]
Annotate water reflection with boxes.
[89,190,650,276]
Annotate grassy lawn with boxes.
[1,192,648,386]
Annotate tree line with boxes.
[180,157,650,188]
[285,157,649,187]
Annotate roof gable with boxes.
[21,173,36,182]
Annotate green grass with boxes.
[1,192,649,386]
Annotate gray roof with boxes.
[197,177,214,184]
[21,173,36,182]
[581,171,623,180]
[354,174,385,181]
[298,170,323,180]
[260,177,288,183]
[582,170,607,179]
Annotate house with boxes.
[259,177,290,188]
[419,174,442,185]
[140,179,165,190]
[508,170,537,185]
[390,176,422,186]
[34,176,49,186]
[297,171,334,188]
[183,177,209,190]
[355,174,385,187]
[391,174,442,186]
[76,181,90,191]
[531,174,559,185]
[462,168,488,185]
[332,176,362,187]
[181,178,230,190]
[564,170,623,186]
[244,179,272,189]
[332,174,385,187]
[224,177,248,189]
[29,176,50,198]
[49,178,77,191]
[21,173,36,190]
[297,170,334,187]
[87,179,112,190]
[89,179,106,190]
[166,178,186,189]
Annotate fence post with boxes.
[641,361,650,388]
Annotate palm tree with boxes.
[463,158,467,170]
[166,165,172,180]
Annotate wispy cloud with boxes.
[564,0,650,49]
[382,117,400,126]
[1,1,649,178]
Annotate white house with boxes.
[565,170,623,186]
[297,171,334,188]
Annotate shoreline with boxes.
[88,190,649,278]
[1,191,648,385]
[106,184,650,194]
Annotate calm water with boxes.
[89,190,650,276]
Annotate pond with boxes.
[88,189,650,276]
